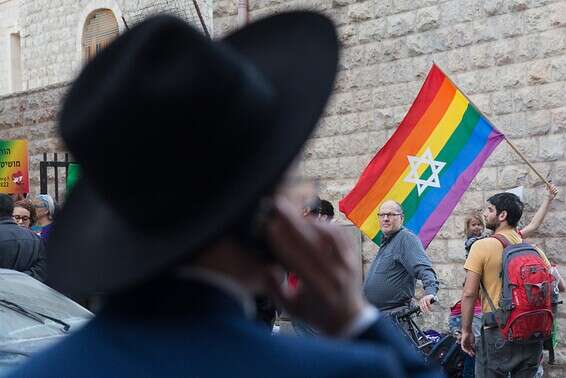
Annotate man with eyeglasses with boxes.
[363,200,438,314]
[0,194,47,282]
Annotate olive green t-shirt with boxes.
[463,228,550,313]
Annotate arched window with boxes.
[82,9,119,61]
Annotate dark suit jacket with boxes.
[0,217,47,282]
[8,278,444,378]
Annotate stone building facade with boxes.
[0,0,213,96]
[1,0,565,375]
[0,0,20,95]
[0,0,213,193]
[215,0,566,374]
[0,82,66,195]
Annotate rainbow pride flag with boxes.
[339,64,504,248]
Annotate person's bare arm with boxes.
[552,266,566,292]
[558,273,566,292]
[461,270,481,357]
[520,183,558,238]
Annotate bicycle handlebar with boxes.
[392,296,438,319]
[395,305,421,318]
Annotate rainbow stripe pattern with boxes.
[339,64,504,248]
[0,139,29,194]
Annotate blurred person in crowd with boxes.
[319,199,334,222]
[9,193,27,202]
[12,199,36,229]
[254,294,278,331]
[535,262,565,377]
[301,196,322,218]
[290,196,334,337]
[542,264,565,368]
[0,194,46,282]
[8,14,442,378]
[31,194,56,240]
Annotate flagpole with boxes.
[503,137,552,187]
[192,0,211,39]
[432,63,553,189]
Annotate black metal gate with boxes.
[39,153,73,203]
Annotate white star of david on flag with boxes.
[403,148,446,196]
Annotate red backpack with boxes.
[481,234,554,343]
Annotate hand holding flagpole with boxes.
[438,63,554,191]
[503,137,553,188]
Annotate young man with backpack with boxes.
[460,192,554,378]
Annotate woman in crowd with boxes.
[12,199,36,230]
[31,194,56,240]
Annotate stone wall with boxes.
[0,0,213,96]
[215,0,566,375]
[0,82,67,196]
[0,0,19,95]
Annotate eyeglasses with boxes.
[378,213,402,219]
[13,215,30,222]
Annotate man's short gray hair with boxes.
[380,200,403,216]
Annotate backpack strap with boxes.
[490,233,511,248]
[479,234,509,328]
[479,281,499,321]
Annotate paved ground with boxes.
[273,317,295,336]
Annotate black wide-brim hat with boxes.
[49,12,339,296]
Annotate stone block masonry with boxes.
[0,0,213,95]
[0,0,20,96]
[0,82,68,197]
[215,0,566,374]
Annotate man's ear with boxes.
[498,210,508,223]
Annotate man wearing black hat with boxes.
[9,12,442,378]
